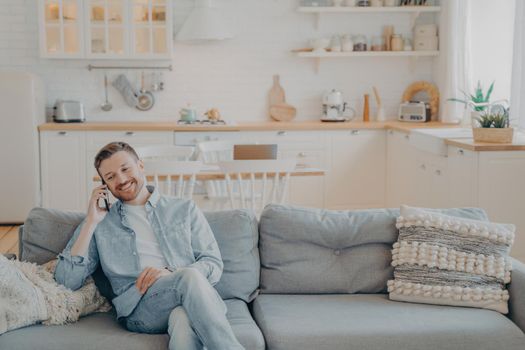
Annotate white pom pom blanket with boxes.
[0,255,111,335]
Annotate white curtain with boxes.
[434,0,472,123]
[511,0,525,129]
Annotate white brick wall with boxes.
[0,0,439,122]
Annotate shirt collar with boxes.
[146,185,160,208]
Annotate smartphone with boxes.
[99,179,110,211]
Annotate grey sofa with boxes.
[1,204,524,350]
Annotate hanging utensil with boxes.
[136,71,155,111]
[101,73,113,111]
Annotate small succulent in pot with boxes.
[473,111,510,128]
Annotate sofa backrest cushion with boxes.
[20,206,260,302]
[203,209,260,302]
[258,204,489,294]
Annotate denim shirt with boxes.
[54,186,223,319]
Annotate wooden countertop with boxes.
[445,136,525,152]
[38,120,525,152]
[38,120,454,132]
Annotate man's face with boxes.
[98,151,145,202]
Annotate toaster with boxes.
[53,100,86,123]
[398,101,431,123]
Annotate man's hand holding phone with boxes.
[87,184,111,225]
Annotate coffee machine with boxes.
[322,89,355,121]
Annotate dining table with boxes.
[93,165,325,182]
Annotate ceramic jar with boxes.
[391,34,403,51]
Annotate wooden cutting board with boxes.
[269,75,285,106]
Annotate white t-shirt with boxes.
[123,204,168,271]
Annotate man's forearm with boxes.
[70,220,97,257]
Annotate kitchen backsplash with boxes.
[0,0,437,122]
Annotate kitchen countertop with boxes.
[37,120,455,132]
[445,136,525,151]
[38,121,525,151]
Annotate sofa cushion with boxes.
[20,207,84,265]
[203,210,260,302]
[224,299,265,350]
[20,207,260,302]
[251,294,525,350]
[0,299,264,350]
[258,204,489,294]
[389,205,514,314]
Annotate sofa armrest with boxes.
[509,257,525,333]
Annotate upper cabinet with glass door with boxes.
[131,0,172,59]
[85,0,128,58]
[38,0,173,59]
[39,0,84,58]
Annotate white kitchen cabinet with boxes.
[446,146,478,207]
[84,0,129,58]
[325,129,386,210]
[39,0,84,58]
[386,130,419,207]
[478,151,525,261]
[412,150,449,208]
[130,0,173,58]
[39,0,173,59]
[40,131,87,211]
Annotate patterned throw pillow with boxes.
[388,205,515,314]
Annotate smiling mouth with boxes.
[119,181,134,192]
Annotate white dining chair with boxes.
[218,159,297,215]
[142,160,203,200]
[196,141,235,209]
[135,145,194,161]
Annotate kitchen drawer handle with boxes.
[58,131,67,136]
[388,130,394,135]
[435,169,442,175]
[277,131,286,136]
[404,134,410,140]
[298,152,307,158]
[125,131,135,136]
[351,130,360,135]
[458,149,464,155]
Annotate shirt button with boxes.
[334,249,341,256]
[133,252,137,256]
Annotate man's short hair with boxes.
[94,142,139,171]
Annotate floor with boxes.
[0,225,20,256]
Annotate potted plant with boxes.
[448,81,494,125]
[448,81,494,111]
[472,111,513,143]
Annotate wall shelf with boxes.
[297,51,439,58]
[297,6,441,13]
[298,6,441,29]
[296,50,439,73]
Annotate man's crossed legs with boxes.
[124,267,244,350]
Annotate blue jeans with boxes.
[124,267,244,350]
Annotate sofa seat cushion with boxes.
[0,299,264,350]
[251,294,525,350]
[225,299,265,350]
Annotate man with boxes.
[55,141,244,350]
